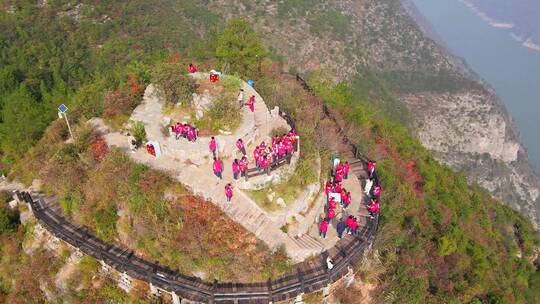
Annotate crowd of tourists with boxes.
[170,122,198,142]
[157,65,383,246]
[212,132,298,185]
[319,159,381,239]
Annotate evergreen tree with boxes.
[0,85,52,164]
[215,17,265,78]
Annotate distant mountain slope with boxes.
[205,0,540,227]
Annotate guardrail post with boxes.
[267,279,274,303]
[266,165,270,176]
[297,268,305,296]
[211,279,217,304]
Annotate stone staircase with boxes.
[286,234,326,260]
[94,74,369,263]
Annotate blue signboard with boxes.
[58,104,68,113]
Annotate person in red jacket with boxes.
[345,215,354,234]
[326,208,335,221]
[209,137,217,158]
[341,190,351,209]
[334,170,343,183]
[213,157,223,180]
[335,182,342,194]
[328,197,337,210]
[325,181,333,203]
[343,161,350,180]
[236,138,246,156]
[245,95,255,112]
[350,217,359,235]
[319,219,329,238]
[368,199,380,219]
[335,163,343,175]
[232,159,240,180]
[225,183,233,202]
[367,161,376,178]
[188,63,197,73]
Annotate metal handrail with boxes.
[14,75,380,303]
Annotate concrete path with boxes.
[93,75,366,262]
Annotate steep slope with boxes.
[201,0,540,227]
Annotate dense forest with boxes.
[0,1,539,303]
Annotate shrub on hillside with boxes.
[103,89,139,119]
[152,61,198,106]
[128,121,147,147]
[0,205,19,233]
[90,138,108,162]
[93,205,117,241]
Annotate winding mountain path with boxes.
[92,75,367,262]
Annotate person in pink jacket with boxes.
[327,208,335,221]
[372,185,381,199]
[182,123,190,139]
[209,137,217,158]
[213,157,223,180]
[245,95,255,112]
[239,156,249,177]
[225,183,233,202]
[236,138,246,156]
[187,126,197,142]
[232,159,241,180]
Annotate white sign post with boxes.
[58,104,74,140]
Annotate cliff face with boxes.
[402,90,540,226]
[204,0,540,227]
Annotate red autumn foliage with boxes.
[103,89,138,118]
[91,138,108,162]
[127,74,145,98]
[166,52,181,63]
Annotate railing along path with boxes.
[16,76,379,303]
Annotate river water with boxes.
[409,0,540,170]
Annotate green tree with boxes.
[0,85,53,164]
[0,206,19,234]
[151,61,197,106]
[215,17,265,77]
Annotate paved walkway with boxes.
[92,75,367,262]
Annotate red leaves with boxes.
[127,74,145,98]
[90,137,108,162]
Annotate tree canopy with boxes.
[216,17,266,78]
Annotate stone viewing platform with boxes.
[91,73,368,262]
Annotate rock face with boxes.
[397,1,540,227]
[202,0,540,227]
[403,91,520,163]
[402,90,540,227]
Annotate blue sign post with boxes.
[58,104,74,139]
